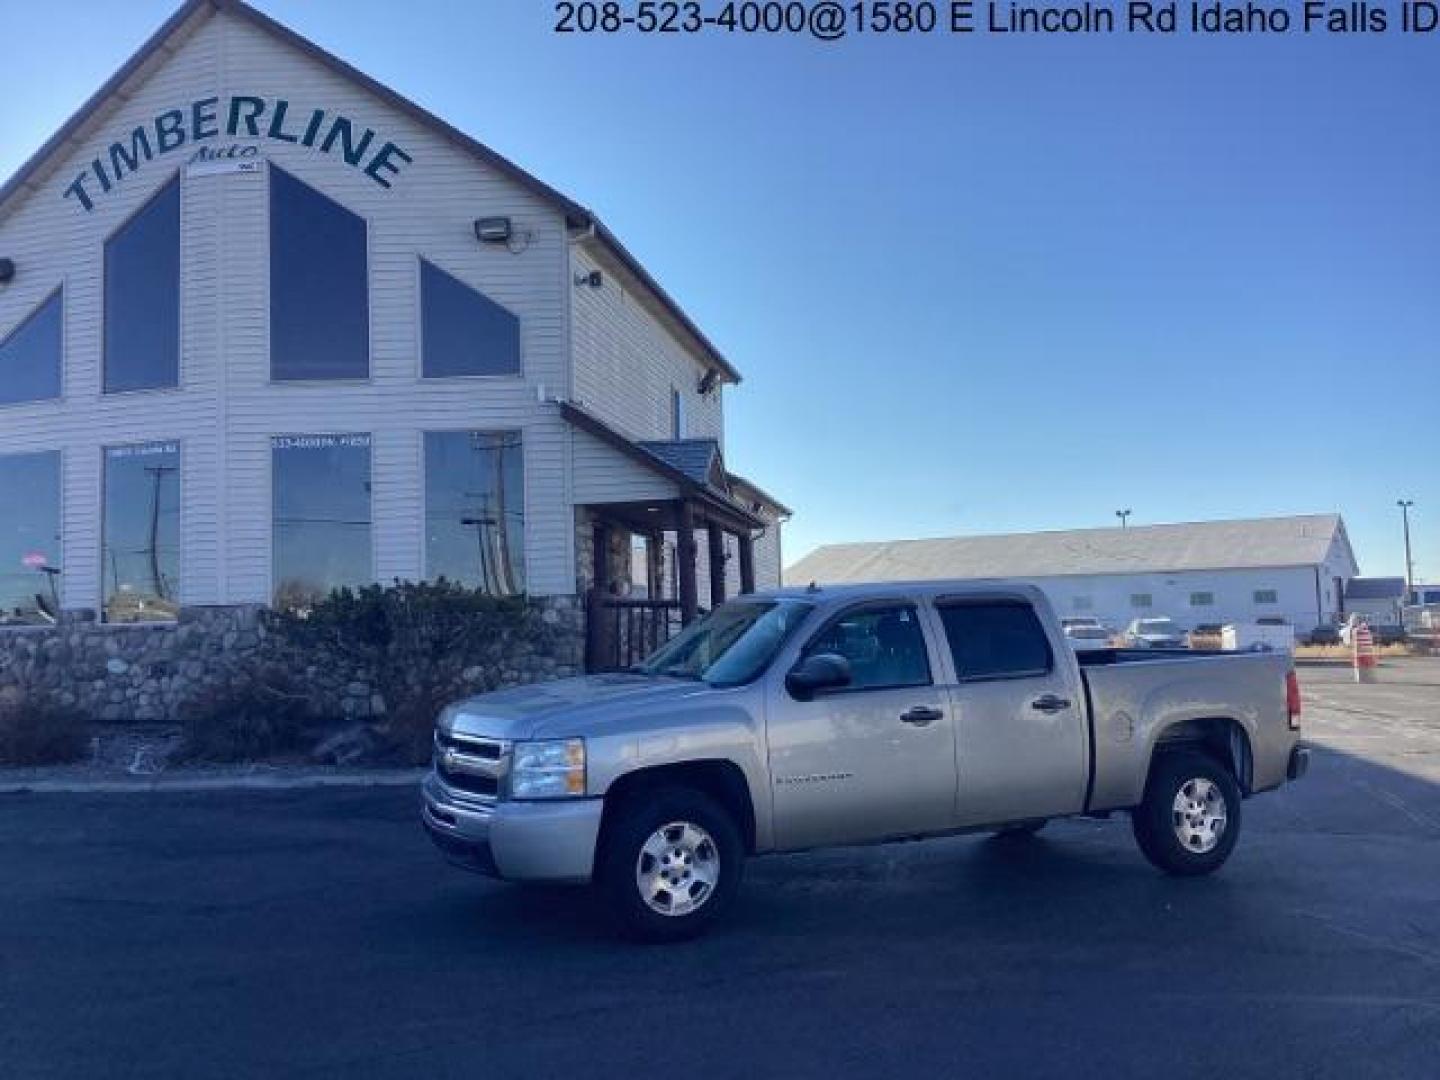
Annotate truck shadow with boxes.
[441,738,1439,957]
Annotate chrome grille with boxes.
[434,731,509,800]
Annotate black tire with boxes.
[1132,749,1242,876]
[595,786,744,943]
[991,819,1048,839]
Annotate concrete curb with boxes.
[0,769,426,795]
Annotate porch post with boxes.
[592,520,612,596]
[675,501,699,624]
[707,521,727,607]
[738,533,756,594]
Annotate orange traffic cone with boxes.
[1353,622,1378,684]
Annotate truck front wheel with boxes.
[1132,750,1242,876]
[595,787,744,942]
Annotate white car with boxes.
[1124,617,1189,650]
[1064,624,1115,652]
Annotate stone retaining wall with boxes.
[0,598,585,724]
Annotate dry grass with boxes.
[1293,643,1417,660]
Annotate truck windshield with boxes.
[638,600,814,687]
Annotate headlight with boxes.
[509,738,586,799]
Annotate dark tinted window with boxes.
[0,451,61,625]
[805,604,931,691]
[939,602,1053,681]
[270,168,368,380]
[104,177,180,393]
[272,435,372,610]
[103,441,180,622]
[424,431,525,594]
[0,290,63,405]
[420,260,520,378]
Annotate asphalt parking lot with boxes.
[3,661,1439,1079]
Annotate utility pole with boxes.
[144,465,177,600]
[460,511,497,594]
[1116,509,1132,529]
[1398,499,1415,603]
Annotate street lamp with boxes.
[1116,509,1132,529]
[1398,499,1415,603]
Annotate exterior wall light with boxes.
[474,216,513,243]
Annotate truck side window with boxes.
[804,605,931,691]
[938,601,1054,682]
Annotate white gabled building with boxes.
[787,515,1360,634]
[0,0,786,655]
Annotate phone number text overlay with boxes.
[554,1,1440,40]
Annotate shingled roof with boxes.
[1344,577,1405,601]
[788,514,1354,585]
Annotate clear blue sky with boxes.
[2,2,1436,580]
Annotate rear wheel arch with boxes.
[599,759,758,856]
[1147,717,1253,794]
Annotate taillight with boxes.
[1286,670,1302,730]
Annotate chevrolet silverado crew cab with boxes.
[422,580,1308,941]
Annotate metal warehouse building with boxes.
[787,515,1360,634]
[0,0,786,654]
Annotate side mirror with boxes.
[786,652,852,699]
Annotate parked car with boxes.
[1222,620,1295,654]
[423,581,1307,940]
[1373,624,1409,647]
[1061,616,1102,629]
[1307,624,1341,646]
[1123,617,1189,649]
[1339,621,1407,647]
[1063,624,1114,652]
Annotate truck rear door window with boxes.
[938,601,1053,682]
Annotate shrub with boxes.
[270,580,563,764]
[175,669,315,764]
[0,700,89,766]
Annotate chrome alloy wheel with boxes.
[1172,778,1228,853]
[635,821,720,917]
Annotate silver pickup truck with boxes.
[422,580,1308,941]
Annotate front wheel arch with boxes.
[598,759,757,860]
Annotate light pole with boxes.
[1116,509,1132,529]
[1398,499,1415,603]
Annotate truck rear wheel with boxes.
[1132,750,1242,876]
[595,786,744,942]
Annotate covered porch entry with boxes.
[562,403,766,673]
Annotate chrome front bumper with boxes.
[421,771,604,883]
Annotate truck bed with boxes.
[1076,647,1233,665]
[1076,649,1294,812]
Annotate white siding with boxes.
[570,427,679,505]
[0,10,578,606]
[752,520,783,590]
[570,246,723,444]
[1009,567,1331,633]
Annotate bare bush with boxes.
[0,699,89,766]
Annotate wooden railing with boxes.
[586,594,684,672]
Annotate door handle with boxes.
[1031,694,1072,714]
[900,706,944,727]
